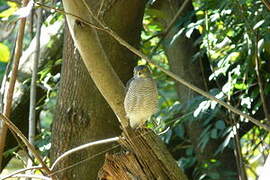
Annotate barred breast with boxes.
[124,77,158,128]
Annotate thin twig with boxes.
[27,0,43,172]
[163,0,189,36]
[0,0,30,167]
[233,126,248,180]
[254,34,269,122]
[92,26,270,131]
[148,0,190,57]
[3,174,51,180]
[236,0,270,122]
[29,9,34,39]
[35,2,103,31]
[50,137,120,170]
[26,2,43,177]
[0,113,51,174]
[49,129,161,176]
[144,0,189,44]
[36,2,270,131]
[1,166,43,179]
[49,144,120,177]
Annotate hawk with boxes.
[124,65,158,128]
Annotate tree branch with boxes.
[50,137,120,170]
[255,35,269,122]
[3,174,51,180]
[87,11,270,131]
[27,1,43,170]
[0,114,51,174]
[37,2,270,132]
[262,0,270,11]
[1,166,43,180]
[49,145,120,177]
[0,0,29,167]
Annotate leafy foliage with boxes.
[1,0,270,179]
[142,0,270,179]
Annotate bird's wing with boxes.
[125,77,134,94]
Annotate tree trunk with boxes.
[51,1,146,179]
[154,0,238,179]
[50,26,121,179]
[57,0,188,179]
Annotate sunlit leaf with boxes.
[234,83,247,90]
[13,0,33,18]
[0,43,10,62]
[253,20,265,30]
[0,1,18,18]
[228,52,240,62]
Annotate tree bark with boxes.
[58,0,188,179]
[154,0,238,179]
[50,26,122,179]
[51,0,145,179]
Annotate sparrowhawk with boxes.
[124,65,158,128]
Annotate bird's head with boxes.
[133,65,151,78]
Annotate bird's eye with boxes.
[138,72,142,75]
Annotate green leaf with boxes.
[0,1,17,18]
[186,147,194,156]
[146,9,167,19]
[208,172,220,179]
[253,20,265,30]
[0,43,10,63]
[215,120,225,130]
[234,83,247,90]
[174,125,185,138]
[210,129,218,139]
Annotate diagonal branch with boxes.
[262,0,270,11]
[1,166,43,180]
[0,0,30,167]
[37,1,270,131]
[50,137,120,170]
[3,174,51,180]
[0,114,51,174]
[143,0,189,43]
[81,2,270,131]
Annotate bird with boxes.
[124,65,158,129]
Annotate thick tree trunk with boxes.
[51,1,145,179]
[100,129,188,180]
[51,26,122,179]
[57,0,188,179]
[155,0,238,179]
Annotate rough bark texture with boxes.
[51,27,122,179]
[154,0,238,179]
[51,1,145,179]
[100,129,188,180]
[62,0,145,127]
[59,0,188,179]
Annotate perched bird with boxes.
[124,65,158,128]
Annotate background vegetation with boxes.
[0,0,270,179]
